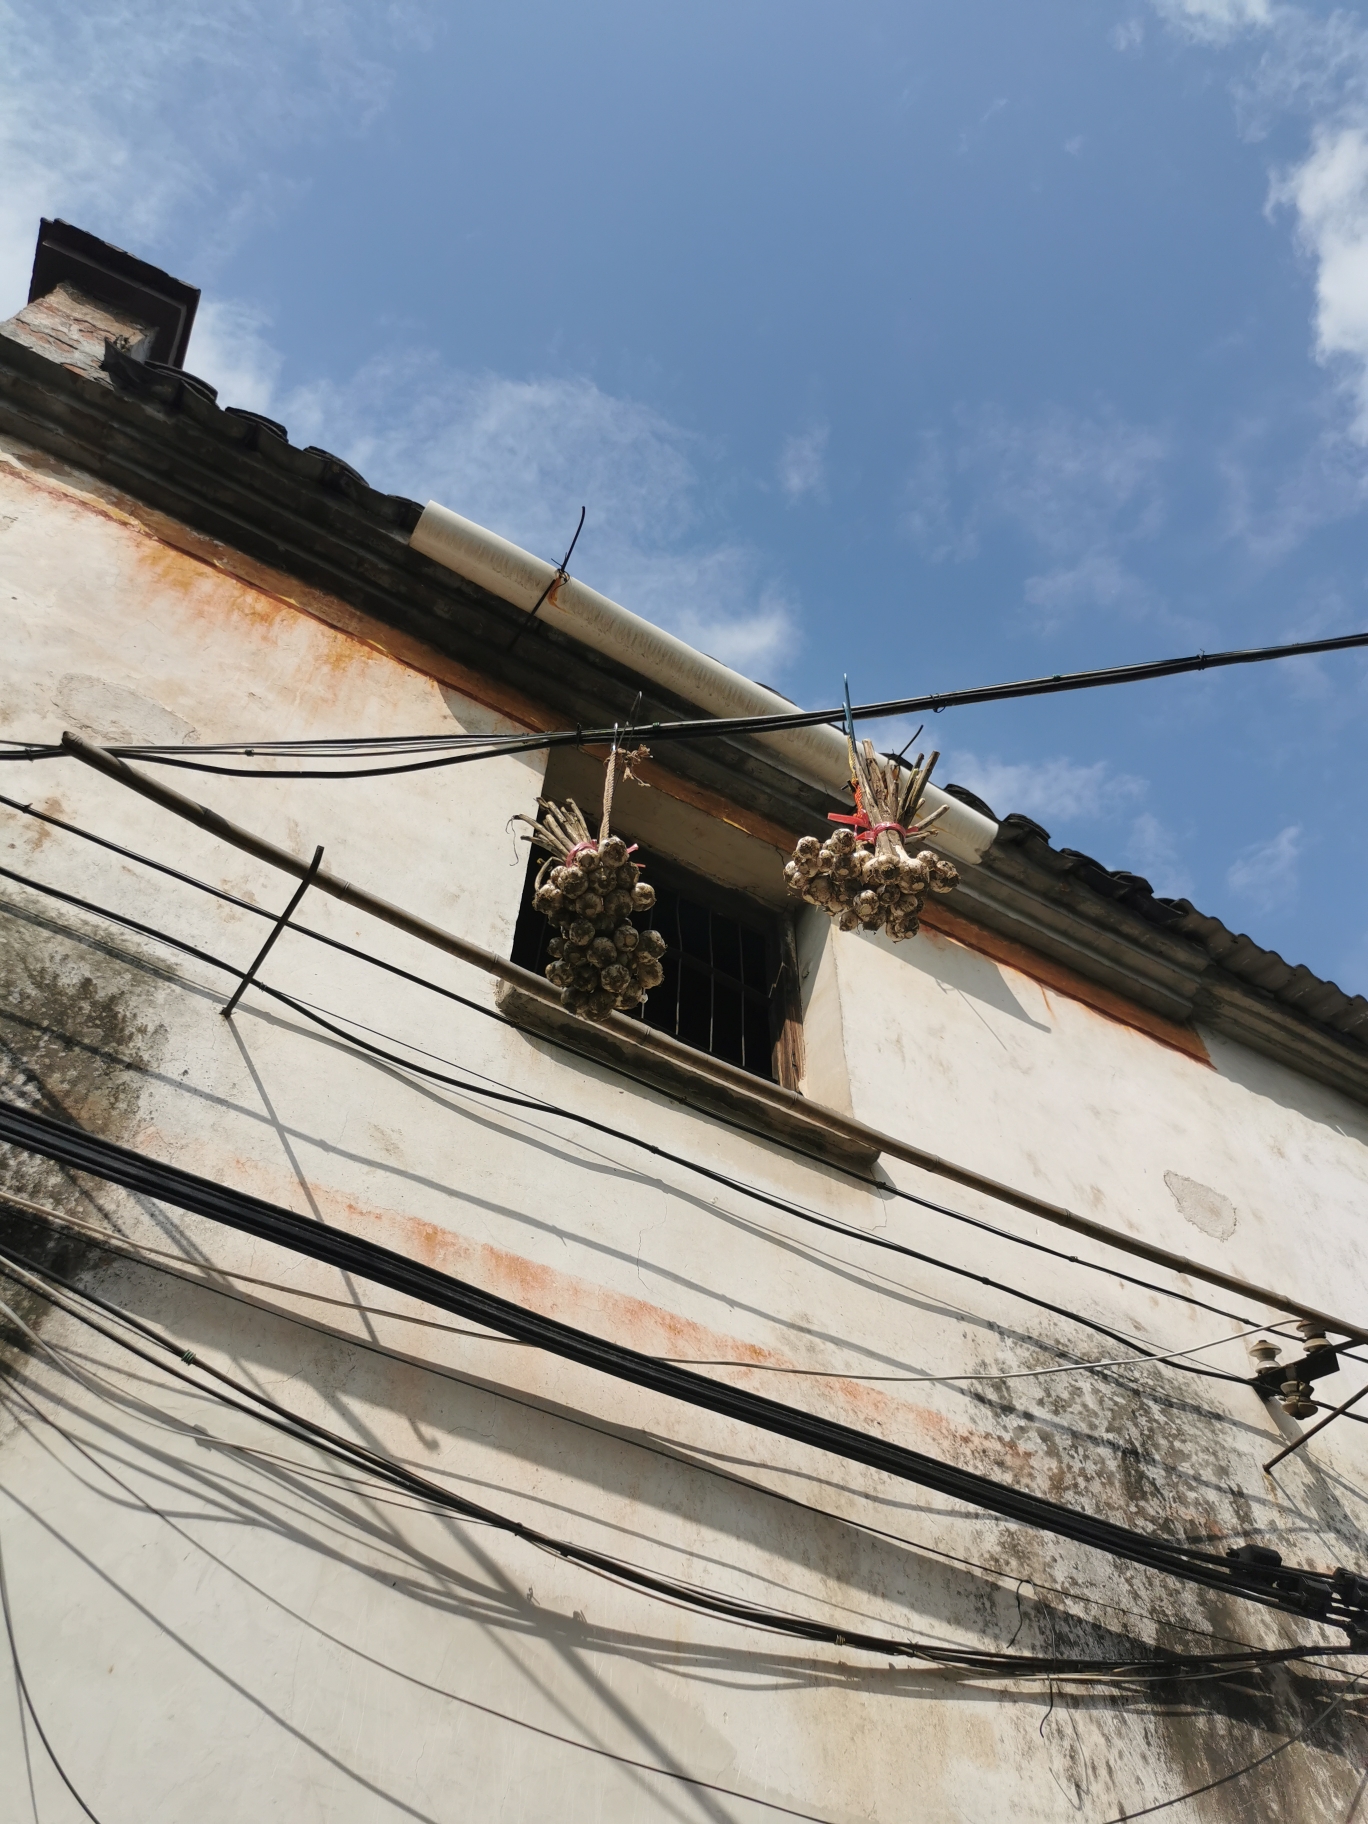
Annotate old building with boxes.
[1,220,1367,1821]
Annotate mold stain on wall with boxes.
[0,895,177,1369]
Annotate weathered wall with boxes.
[0,430,1366,1821]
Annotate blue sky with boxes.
[4,0,1368,991]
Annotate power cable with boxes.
[7,1197,1351,1699]
[0,846,1298,1400]
[5,628,1367,777]
[0,789,1300,1346]
[0,1388,847,1824]
[1096,1670,1367,1822]
[0,1515,104,1821]
[3,1184,1340,1657]
[0,1240,1353,1686]
[0,1098,1363,1635]
[0,1184,1297,1656]
[6,1363,1357,1824]
[0,851,1273,1393]
[266,981,1252,1387]
[1343,1764,1368,1823]
[281,983,1286,1380]
[0,1176,1266,1395]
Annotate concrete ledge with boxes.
[494,980,880,1174]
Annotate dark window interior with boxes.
[511,842,785,1081]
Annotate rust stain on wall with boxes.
[1,440,556,734]
[918,901,1213,1065]
[137,1129,1042,1477]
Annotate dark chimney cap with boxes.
[28,220,200,368]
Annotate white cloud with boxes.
[284,356,800,676]
[957,96,1008,157]
[1226,823,1302,910]
[903,430,975,562]
[976,408,1167,554]
[1126,811,1194,898]
[1237,10,1368,133]
[1023,550,1151,623]
[942,751,1145,827]
[905,406,1167,626]
[1153,0,1273,45]
[943,759,1193,897]
[0,0,406,313]
[0,0,796,681]
[1271,125,1368,436]
[1157,3,1368,450]
[1112,19,1146,52]
[778,424,828,501]
[1214,412,1368,557]
[188,300,283,414]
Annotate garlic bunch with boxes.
[784,741,958,940]
[785,827,956,938]
[517,796,665,1021]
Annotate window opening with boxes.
[511,843,791,1082]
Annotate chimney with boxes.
[1,220,200,383]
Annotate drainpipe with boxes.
[410,501,997,866]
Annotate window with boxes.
[511,843,801,1085]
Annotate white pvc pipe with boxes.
[410,501,997,864]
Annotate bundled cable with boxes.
[0,843,1319,1387]
[6,625,1368,781]
[0,1235,1357,1688]
[786,740,958,939]
[4,1092,1368,1636]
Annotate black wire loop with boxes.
[507,505,586,653]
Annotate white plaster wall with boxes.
[0,436,1364,1822]
[827,914,1368,1326]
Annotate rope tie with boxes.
[826,813,909,844]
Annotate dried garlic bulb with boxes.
[785,741,958,942]
[514,793,661,1021]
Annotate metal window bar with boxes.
[640,879,774,1077]
[510,846,778,1081]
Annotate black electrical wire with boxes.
[0,1257,1175,1680]
[0,838,1308,1444]
[0,854,1257,1390]
[0,1516,104,1822]
[4,1369,1355,1824]
[0,1391,856,1824]
[0,1096,1363,1634]
[8,1363,1359,1824]
[0,789,1303,1348]
[0,787,1289,1350]
[0,1170,1261,1396]
[0,1240,1354,1686]
[6,627,1368,777]
[0,1393,855,1824]
[506,504,585,653]
[6,1184,1311,1660]
[0,1194,1181,1651]
[268,991,1256,1388]
[1096,1671,1368,1823]
[325,989,1289,1365]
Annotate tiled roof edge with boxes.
[958,799,1368,1104]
